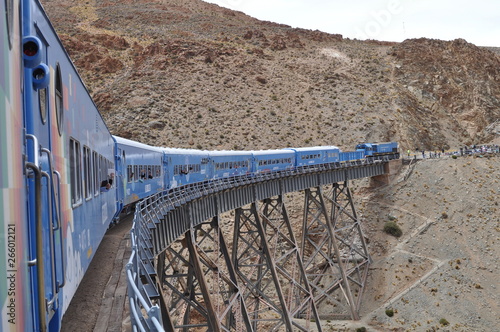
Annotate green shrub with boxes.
[356,327,367,332]
[383,221,402,237]
[452,155,458,159]
[385,308,394,317]
[439,318,449,326]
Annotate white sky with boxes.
[203,0,500,47]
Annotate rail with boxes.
[126,156,395,331]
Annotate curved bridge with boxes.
[127,158,394,331]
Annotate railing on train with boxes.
[126,156,394,331]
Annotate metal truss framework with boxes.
[127,160,392,331]
[155,181,370,330]
[302,183,371,320]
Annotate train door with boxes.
[23,14,65,332]
[114,145,125,216]
[1,1,39,331]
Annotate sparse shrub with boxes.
[452,155,458,159]
[385,308,394,317]
[356,327,367,332]
[439,318,449,326]
[441,212,448,219]
[384,221,402,237]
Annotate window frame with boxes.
[55,63,64,136]
[70,138,83,207]
[83,146,92,201]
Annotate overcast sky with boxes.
[203,0,500,47]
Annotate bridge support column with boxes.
[157,206,253,331]
[232,197,322,332]
[302,182,370,320]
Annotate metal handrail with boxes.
[126,155,397,331]
[41,148,66,289]
[41,171,58,309]
[26,162,47,332]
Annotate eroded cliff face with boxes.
[42,0,500,151]
[390,38,500,147]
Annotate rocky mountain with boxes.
[40,0,499,152]
[41,2,500,331]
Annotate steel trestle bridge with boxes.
[127,158,393,331]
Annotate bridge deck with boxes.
[61,216,132,332]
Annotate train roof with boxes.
[114,136,164,152]
[208,150,253,157]
[357,142,398,146]
[251,149,295,156]
[161,148,210,157]
[285,146,340,152]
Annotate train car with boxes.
[208,150,253,179]
[163,148,210,188]
[1,0,117,330]
[340,150,365,162]
[356,142,399,159]
[1,1,33,331]
[115,136,165,208]
[251,149,295,174]
[286,146,341,167]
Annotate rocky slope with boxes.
[351,154,500,331]
[40,1,499,331]
[41,0,499,152]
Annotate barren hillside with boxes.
[41,0,500,152]
[350,154,500,331]
[41,0,500,331]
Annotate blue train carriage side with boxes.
[251,149,296,174]
[115,136,165,208]
[356,142,400,160]
[162,147,211,189]
[339,150,365,163]
[1,1,35,331]
[7,0,118,330]
[208,150,253,180]
[285,146,340,167]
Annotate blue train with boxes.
[356,142,399,159]
[0,0,399,331]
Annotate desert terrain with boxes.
[61,152,499,332]
[39,0,499,331]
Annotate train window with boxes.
[134,165,138,181]
[139,165,145,179]
[127,165,133,182]
[83,146,92,200]
[70,138,82,206]
[99,155,104,186]
[39,88,47,123]
[5,0,14,49]
[55,64,63,136]
[93,151,99,196]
